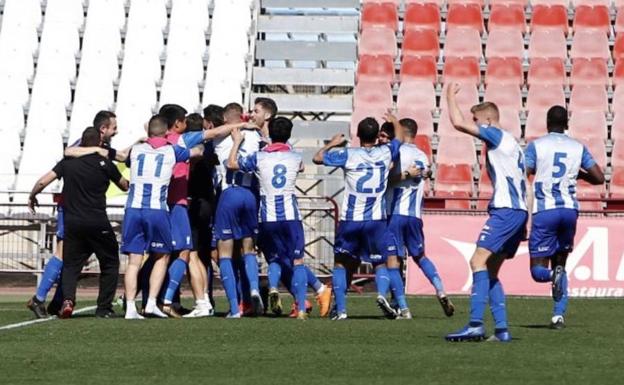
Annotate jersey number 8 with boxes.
[272,164,287,188]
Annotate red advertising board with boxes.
[406,214,624,297]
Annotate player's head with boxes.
[268,117,293,144]
[186,113,204,132]
[158,104,188,133]
[470,102,500,127]
[93,110,117,143]
[378,122,394,144]
[399,118,418,140]
[147,115,168,137]
[224,102,244,124]
[546,105,568,134]
[251,97,277,128]
[203,104,225,129]
[357,117,379,145]
[80,126,101,147]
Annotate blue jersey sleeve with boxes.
[581,145,597,169]
[181,131,204,149]
[477,125,503,149]
[524,142,536,170]
[323,148,348,167]
[238,153,258,172]
[388,139,401,162]
[173,145,190,162]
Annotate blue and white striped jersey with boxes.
[386,143,429,219]
[479,125,528,211]
[213,130,261,192]
[239,149,303,223]
[525,132,596,213]
[324,139,401,221]
[125,141,190,210]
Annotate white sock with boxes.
[126,300,137,314]
[317,284,326,295]
[204,293,210,302]
[145,298,158,311]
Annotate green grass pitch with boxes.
[0,295,622,385]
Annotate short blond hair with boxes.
[470,102,500,120]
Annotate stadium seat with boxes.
[524,110,548,140]
[403,2,441,33]
[127,0,168,33]
[397,81,437,112]
[531,0,569,5]
[439,83,479,115]
[614,60,624,88]
[69,100,116,144]
[614,34,624,62]
[45,0,84,29]
[444,28,482,59]
[578,137,607,169]
[485,57,523,86]
[570,58,609,87]
[413,135,433,160]
[436,136,477,164]
[400,55,437,84]
[0,126,21,166]
[3,0,42,30]
[498,108,522,139]
[170,0,210,33]
[526,85,566,113]
[609,167,624,199]
[490,0,528,4]
[350,109,386,139]
[205,51,247,84]
[573,5,610,34]
[39,22,80,57]
[0,151,15,190]
[572,0,609,5]
[485,29,524,60]
[168,23,208,55]
[353,80,393,110]
[488,4,526,33]
[202,78,243,108]
[164,50,206,84]
[527,58,567,86]
[356,55,395,84]
[0,74,30,108]
[528,29,567,60]
[358,27,397,57]
[114,102,156,149]
[0,45,35,82]
[30,75,72,109]
[446,4,484,33]
[442,57,480,85]
[398,109,435,137]
[159,77,201,113]
[530,5,569,35]
[477,167,493,210]
[616,7,624,35]
[611,140,624,167]
[612,113,624,141]
[484,84,523,111]
[614,87,624,115]
[434,164,473,209]
[569,85,608,113]
[570,30,610,60]
[402,29,439,59]
[361,2,398,32]
[576,180,606,211]
[568,111,608,140]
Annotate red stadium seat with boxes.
[526,85,566,113]
[484,84,522,111]
[400,55,437,83]
[446,4,484,33]
[398,109,435,137]
[570,58,609,87]
[361,2,398,32]
[353,80,393,110]
[477,167,493,210]
[528,29,567,60]
[576,180,605,211]
[569,85,608,113]
[442,57,480,84]
[614,34,624,62]
[614,60,624,88]
[528,58,567,86]
[614,87,624,115]
[571,30,610,60]
[488,4,526,33]
[568,111,608,140]
[490,0,528,4]
[403,2,441,33]
[444,27,482,59]
[609,167,624,199]
[485,57,523,86]
[524,110,548,141]
[356,55,395,84]
[358,27,397,57]
[350,109,385,139]
[616,7,624,35]
[402,29,439,59]
[436,136,477,164]
[573,5,610,34]
[435,164,473,209]
[413,134,433,160]
[498,108,522,139]
[612,113,624,141]
[397,81,436,112]
[530,5,569,35]
[573,0,609,6]
[532,0,569,5]
[485,29,524,59]
[611,141,624,167]
[578,137,607,169]
[447,0,484,5]
[439,83,479,114]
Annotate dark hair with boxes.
[224,102,244,115]
[399,118,418,138]
[357,117,379,143]
[268,117,293,143]
[546,105,568,133]
[254,97,278,119]
[186,113,204,132]
[148,115,168,137]
[203,104,225,127]
[158,104,187,129]
[380,122,395,140]
[93,110,116,131]
[80,126,100,147]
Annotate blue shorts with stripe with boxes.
[334,220,400,264]
[169,204,193,251]
[56,205,65,240]
[258,220,305,264]
[476,208,527,258]
[387,215,424,258]
[214,186,258,241]
[121,208,173,254]
[529,208,578,258]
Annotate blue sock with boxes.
[164,259,188,303]
[554,273,569,316]
[243,253,260,293]
[530,265,552,283]
[36,256,63,302]
[469,271,489,326]
[388,268,408,310]
[293,265,308,312]
[305,266,323,292]
[489,278,508,331]
[416,256,445,294]
[332,266,347,314]
[268,262,282,290]
[219,258,240,315]
[375,266,390,297]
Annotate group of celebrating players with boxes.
[25,82,605,342]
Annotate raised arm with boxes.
[65,146,108,158]
[203,122,247,141]
[312,133,346,165]
[446,83,480,137]
[384,111,405,144]
[28,170,58,214]
[226,127,244,171]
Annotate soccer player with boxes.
[525,105,604,329]
[444,83,528,342]
[385,118,455,318]
[313,114,405,320]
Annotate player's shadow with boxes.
[517,324,551,329]
[346,315,400,320]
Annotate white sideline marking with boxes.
[0,306,98,332]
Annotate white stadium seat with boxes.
[160,76,201,113]
[0,75,30,108]
[45,0,85,29]
[86,0,126,31]
[3,0,42,30]
[202,78,243,107]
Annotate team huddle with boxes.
[25,83,605,341]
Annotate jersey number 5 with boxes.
[355,161,386,193]
[552,152,567,178]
